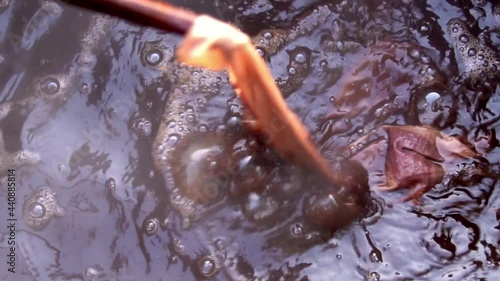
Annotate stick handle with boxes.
[62,0,197,34]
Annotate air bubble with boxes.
[478,54,485,60]
[409,49,421,59]
[419,21,431,34]
[28,203,46,218]
[40,77,60,95]
[256,48,265,57]
[105,178,116,192]
[214,239,226,251]
[364,272,381,281]
[320,60,328,67]
[167,255,178,265]
[186,114,195,123]
[133,118,152,136]
[166,134,180,146]
[425,92,441,105]
[369,251,381,262]
[145,50,163,66]
[173,237,186,255]
[143,218,159,236]
[420,55,431,64]
[23,187,64,230]
[263,32,273,39]
[226,116,242,134]
[80,83,89,93]
[288,67,297,75]
[198,124,208,132]
[291,223,304,237]
[459,34,469,43]
[294,52,307,63]
[468,48,476,56]
[426,66,436,75]
[85,266,100,280]
[172,194,183,203]
[197,256,218,277]
[57,164,68,174]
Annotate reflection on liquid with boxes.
[0,0,499,280]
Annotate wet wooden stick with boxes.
[176,16,345,186]
[62,0,345,187]
[61,0,196,35]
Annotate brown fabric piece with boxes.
[381,125,478,202]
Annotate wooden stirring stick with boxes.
[61,0,346,188]
[61,0,196,35]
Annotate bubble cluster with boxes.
[151,69,231,224]
[249,8,335,97]
[132,117,152,136]
[22,186,64,230]
[278,46,312,97]
[172,237,187,256]
[169,190,197,227]
[251,29,288,59]
[0,128,41,176]
[447,18,500,83]
[290,5,333,39]
[80,15,114,51]
[40,0,62,14]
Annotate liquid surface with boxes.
[0,0,499,280]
